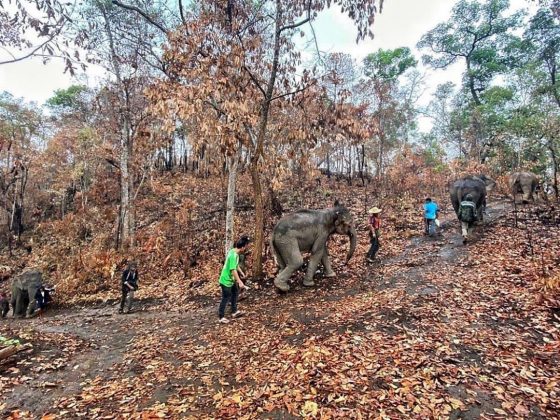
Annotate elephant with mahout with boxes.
[509,171,539,203]
[10,270,42,318]
[270,200,357,292]
[450,174,496,222]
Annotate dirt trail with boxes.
[1,199,557,418]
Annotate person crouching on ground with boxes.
[218,236,249,324]
[366,207,382,263]
[423,197,439,235]
[119,261,138,314]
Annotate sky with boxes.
[0,0,533,131]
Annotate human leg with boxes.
[230,284,239,314]
[367,236,379,261]
[119,289,128,312]
[219,285,232,319]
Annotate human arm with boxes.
[232,269,245,289]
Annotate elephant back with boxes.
[13,270,43,289]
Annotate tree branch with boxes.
[178,0,187,25]
[270,79,318,102]
[111,0,168,34]
[279,0,311,32]
[0,32,57,66]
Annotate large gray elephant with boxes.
[450,174,496,221]
[270,201,357,292]
[10,270,42,318]
[510,171,538,203]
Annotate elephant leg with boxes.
[304,251,323,287]
[522,186,531,203]
[321,248,336,278]
[14,291,25,318]
[273,243,303,292]
[26,285,39,317]
[10,295,16,317]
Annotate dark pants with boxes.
[425,218,435,235]
[219,284,239,318]
[367,235,380,260]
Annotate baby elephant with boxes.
[510,171,539,203]
[11,270,43,318]
[270,201,357,292]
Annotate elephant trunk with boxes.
[346,226,357,263]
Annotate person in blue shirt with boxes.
[423,197,439,235]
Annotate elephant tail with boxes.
[270,236,285,268]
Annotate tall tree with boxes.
[150,0,384,278]
[362,47,417,177]
[418,0,524,106]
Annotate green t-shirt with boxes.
[219,249,239,287]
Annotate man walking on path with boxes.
[218,236,249,324]
[423,197,439,236]
[459,194,477,244]
[366,207,382,263]
[119,261,138,314]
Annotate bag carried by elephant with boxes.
[459,201,477,223]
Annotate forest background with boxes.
[0,0,559,305]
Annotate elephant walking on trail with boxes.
[450,174,496,222]
[11,270,43,318]
[270,201,357,292]
[510,171,538,203]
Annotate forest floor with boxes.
[1,199,559,419]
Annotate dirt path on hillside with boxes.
[1,200,558,418]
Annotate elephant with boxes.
[450,174,496,222]
[10,270,42,318]
[509,171,539,203]
[270,201,357,292]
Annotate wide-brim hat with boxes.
[368,207,382,214]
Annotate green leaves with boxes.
[418,0,525,101]
[363,47,417,81]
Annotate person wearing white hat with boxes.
[366,207,382,263]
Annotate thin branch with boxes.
[111,0,168,34]
[308,20,325,67]
[270,79,318,102]
[279,0,311,32]
[243,65,267,97]
[178,0,187,25]
[0,32,57,65]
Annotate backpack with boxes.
[459,201,476,223]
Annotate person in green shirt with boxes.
[218,235,250,324]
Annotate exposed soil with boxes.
[1,199,558,418]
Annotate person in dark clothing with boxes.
[35,286,53,311]
[0,292,9,318]
[119,262,138,314]
[366,207,382,263]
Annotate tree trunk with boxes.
[248,0,284,279]
[548,138,559,201]
[250,162,264,278]
[224,146,241,255]
[466,58,481,106]
[101,4,134,249]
